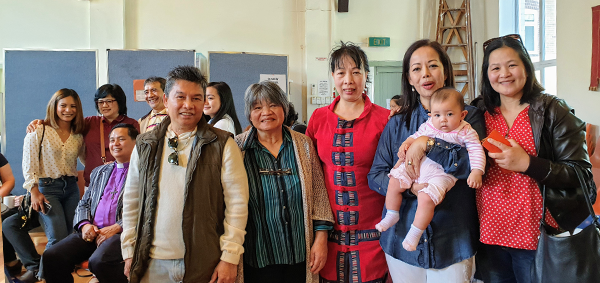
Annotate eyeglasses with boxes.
[144,88,159,95]
[483,34,523,51]
[167,136,179,165]
[97,99,116,106]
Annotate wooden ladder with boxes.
[435,0,475,102]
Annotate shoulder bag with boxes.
[18,125,45,230]
[531,163,600,283]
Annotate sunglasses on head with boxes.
[483,34,523,51]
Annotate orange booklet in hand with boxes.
[482,129,513,174]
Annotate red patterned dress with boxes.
[478,106,557,250]
[306,94,389,283]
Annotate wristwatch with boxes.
[425,137,435,153]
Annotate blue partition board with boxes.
[107,49,195,120]
[209,52,288,129]
[4,50,97,194]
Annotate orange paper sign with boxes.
[133,79,145,102]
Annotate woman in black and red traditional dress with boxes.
[306,42,390,283]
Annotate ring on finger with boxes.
[407,161,413,166]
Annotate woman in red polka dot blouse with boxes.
[472,36,594,282]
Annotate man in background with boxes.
[138,77,168,133]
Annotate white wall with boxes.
[123,0,306,122]
[557,0,600,125]
[0,0,90,55]
[0,0,501,123]
[333,0,420,62]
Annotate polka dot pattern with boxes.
[23,125,84,190]
[477,106,557,250]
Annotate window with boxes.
[524,14,535,22]
[499,0,557,94]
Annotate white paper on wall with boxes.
[259,74,287,93]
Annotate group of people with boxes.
[0,33,593,283]
[0,75,247,283]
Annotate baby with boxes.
[376,87,485,251]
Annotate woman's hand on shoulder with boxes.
[26,120,43,134]
[486,138,530,172]
[388,107,402,120]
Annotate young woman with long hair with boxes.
[204,81,243,135]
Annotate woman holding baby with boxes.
[368,39,485,283]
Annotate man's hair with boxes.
[430,86,465,111]
[164,66,207,97]
[144,77,166,91]
[111,123,139,140]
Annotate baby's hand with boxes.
[396,141,412,162]
[467,169,484,189]
[393,159,403,169]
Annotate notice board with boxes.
[3,49,97,194]
[208,52,288,129]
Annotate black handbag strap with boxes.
[541,163,599,228]
[39,125,45,161]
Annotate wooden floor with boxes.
[9,232,93,283]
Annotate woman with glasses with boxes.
[82,84,139,186]
[306,42,391,283]
[235,81,333,283]
[473,35,592,282]
[368,39,485,282]
[28,84,139,187]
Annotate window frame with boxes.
[502,0,556,91]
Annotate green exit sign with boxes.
[369,37,390,47]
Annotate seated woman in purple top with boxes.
[41,124,138,283]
